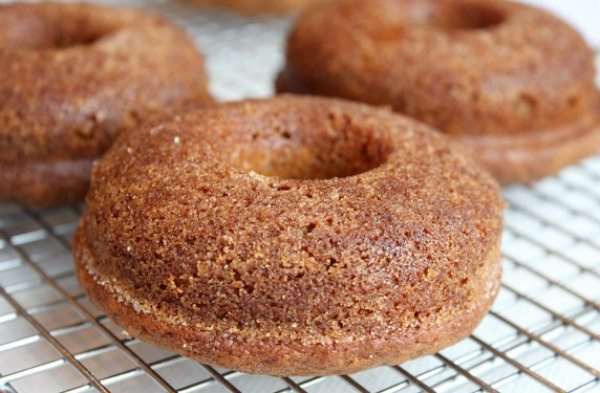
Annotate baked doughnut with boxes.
[277,0,600,183]
[74,95,504,376]
[0,2,211,206]
[185,0,336,14]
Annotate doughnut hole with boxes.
[0,7,119,49]
[50,25,113,49]
[433,1,505,31]
[229,118,392,180]
[359,1,505,42]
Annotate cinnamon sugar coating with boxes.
[277,0,600,183]
[75,96,504,376]
[0,2,211,206]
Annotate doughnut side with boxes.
[0,158,93,207]
[458,101,600,183]
[75,220,502,376]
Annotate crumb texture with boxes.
[75,96,504,375]
[0,2,211,206]
[278,0,600,183]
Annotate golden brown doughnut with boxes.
[0,2,211,206]
[277,0,600,183]
[74,95,504,376]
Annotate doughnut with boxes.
[277,0,600,183]
[74,95,504,376]
[185,0,336,14]
[0,2,211,206]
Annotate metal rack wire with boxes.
[1,1,599,392]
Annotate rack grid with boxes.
[1,1,599,392]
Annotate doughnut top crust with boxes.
[0,2,211,163]
[78,96,504,357]
[279,0,598,136]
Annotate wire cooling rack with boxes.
[1,1,600,392]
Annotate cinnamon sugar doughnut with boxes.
[0,2,211,206]
[277,0,600,183]
[74,95,504,376]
